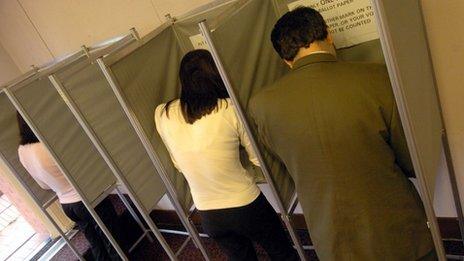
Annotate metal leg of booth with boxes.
[49,74,178,260]
[115,187,155,245]
[0,152,84,261]
[199,21,307,261]
[5,89,129,261]
[97,58,211,261]
[115,187,157,253]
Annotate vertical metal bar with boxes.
[198,21,307,260]
[114,188,155,243]
[0,151,84,261]
[49,74,177,260]
[4,88,128,261]
[287,193,299,216]
[442,132,464,243]
[96,58,210,261]
[371,0,446,259]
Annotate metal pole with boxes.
[4,88,128,261]
[442,132,464,243]
[49,74,177,260]
[371,0,446,259]
[114,187,155,244]
[198,21,307,260]
[0,151,84,261]
[96,58,210,261]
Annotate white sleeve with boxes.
[154,105,181,171]
[31,176,51,190]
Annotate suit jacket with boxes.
[249,53,434,260]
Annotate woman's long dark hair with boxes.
[17,112,39,145]
[165,49,229,124]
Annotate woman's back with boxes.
[155,99,260,210]
[18,142,81,204]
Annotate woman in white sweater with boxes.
[155,49,297,260]
[16,114,122,261]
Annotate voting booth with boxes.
[0,38,178,260]
[0,89,82,257]
[197,0,451,258]
[0,0,458,259]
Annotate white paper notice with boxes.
[288,0,379,48]
[189,34,210,50]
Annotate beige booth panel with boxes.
[11,78,116,204]
[377,0,443,197]
[108,26,192,212]
[208,0,298,209]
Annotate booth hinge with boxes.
[30,65,39,73]
[130,27,140,41]
[165,13,177,24]
[81,45,91,58]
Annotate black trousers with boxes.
[199,193,299,261]
[62,198,121,261]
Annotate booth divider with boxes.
[199,20,307,260]
[3,86,128,260]
[48,67,177,259]
[96,55,211,260]
[0,84,83,260]
[0,35,149,260]
[0,95,83,260]
[372,0,447,256]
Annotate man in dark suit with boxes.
[249,7,435,260]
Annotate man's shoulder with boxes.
[335,61,388,76]
[250,79,286,109]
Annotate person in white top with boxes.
[16,114,122,261]
[155,49,297,260]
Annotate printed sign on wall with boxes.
[189,34,211,50]
[288,0,379,48]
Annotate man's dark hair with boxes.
[17,112,39,145]
[164,49,229,124]
[271,7,328,61]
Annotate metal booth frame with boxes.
[96,24,211,260]
[0,34,160,261]
[48,29,179,260]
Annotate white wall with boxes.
[0,0,461,217]
[0,43,21,85]
[0,0,214,71]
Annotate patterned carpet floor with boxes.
[50,196,463,260]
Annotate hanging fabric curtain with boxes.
[175,0,295,209]
[9,78,116,204]
[55,51,166,212]
[106,25,192,212]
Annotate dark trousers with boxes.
[199,193,299,261]
[62,198,121,261]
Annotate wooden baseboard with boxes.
[149,209,462,240]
